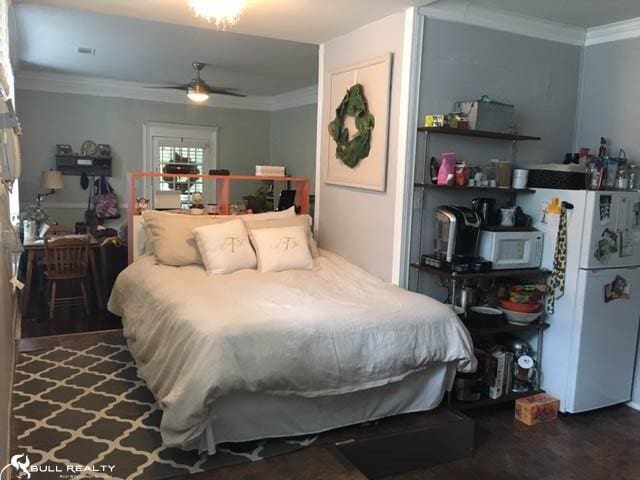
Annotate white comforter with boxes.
[108,251,475,451]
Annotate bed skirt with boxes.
[188,362,456,453]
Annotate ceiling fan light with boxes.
[187,84,210,103]
[188,0,248,29]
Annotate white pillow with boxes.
[250,226,314,273]
[241,214,319,257]
[245,206,296,220]
[193,219,257,274]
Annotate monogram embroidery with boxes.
[276,236,299,251]
[224,236,242,253]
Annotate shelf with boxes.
[417,126,541,141]
[414,183,536,194]
[465,321,549,337]
[410,263,551,280]
[452,389,543,411]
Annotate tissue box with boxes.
[515,393,560,426]
[255,165,285,177]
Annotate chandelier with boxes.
[188,0,249,29]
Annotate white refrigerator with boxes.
[520,189,640,413]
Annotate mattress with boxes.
[108,251,475,452]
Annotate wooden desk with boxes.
[20,236,104,316]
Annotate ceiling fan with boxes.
[147,62,246,102]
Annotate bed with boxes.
[108,236,476,453]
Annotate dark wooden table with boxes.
[20,235,104,316]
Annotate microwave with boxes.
[478,229,543,270]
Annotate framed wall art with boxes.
[324,53,392,192]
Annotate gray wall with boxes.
[574,36,640,407]
[16,90,272,225]
[419,18,581,170]
[317,11,406,282]
[410,17,582,296]
[270,104,317,192]
[574,37,640,159]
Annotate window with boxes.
[153,137,208,206]
[143,123,217,208]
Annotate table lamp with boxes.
[37,170,64,206]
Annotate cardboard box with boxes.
[515,393,560,426]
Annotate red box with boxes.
[515,393,560,426]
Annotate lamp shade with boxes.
[41,170,64,190]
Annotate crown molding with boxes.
[15,70,317,111]
[418,1,586,46]
[270,85,318,111]
[585,17,640,46]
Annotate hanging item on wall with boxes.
[324,53,391,192]
[80,172,89,190]
[328,84,375,169]
[93,176,120,220]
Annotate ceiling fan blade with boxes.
[144,85,190,91]
[201,82,246,97]
[207,88,247,97]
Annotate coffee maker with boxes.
[435,206,482,262]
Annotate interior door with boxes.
[580,191,640,269]
[566,267,640,412]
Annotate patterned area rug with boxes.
[13,339,316,480]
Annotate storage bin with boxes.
[515,393,560,426]
[528,169,585,190]
[454,95,514,133]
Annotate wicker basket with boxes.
[528,169,585,190]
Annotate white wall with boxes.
[0,185,17,469]
[574,36,640,408]
[316,10,410,282]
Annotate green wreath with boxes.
[328,84,375,169]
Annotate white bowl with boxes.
[498,307,543,325]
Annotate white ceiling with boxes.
[13,4,320,96]
[453,0,640,29]
[14,0,436,45]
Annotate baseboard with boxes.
[626,401,640,411]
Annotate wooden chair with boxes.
[44,236,91,320]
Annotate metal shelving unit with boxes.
[409,126,546,409]
[410,126,543,292]
[414,182,537,194]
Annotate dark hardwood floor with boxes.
[183,403,640,480]
[15,330,640,479]
[20,282,121,338]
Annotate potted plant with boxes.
[243,185,274,213]
[19,205,49,242]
